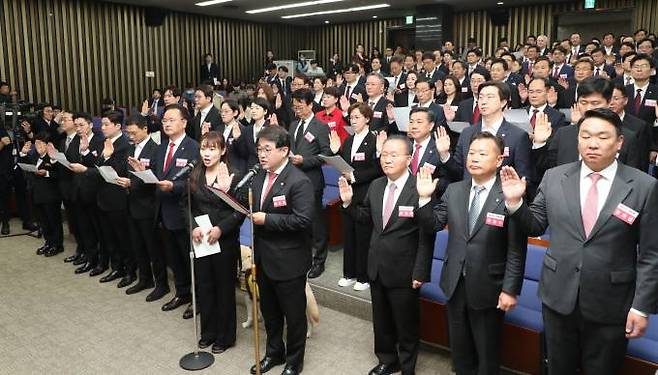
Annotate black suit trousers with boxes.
[370,279,420,375]
[98,209,133,273]
[341,209,370,282]
[160,227,191,297]
[128,217,167,287]
[62,199,81,254]
[447,277,504,375]
[35,201,63,247]
[0,168,31,223]
[76,199,101,266]
[542,303,627,375]
[312,190,328,265]
[257,269,307,368]
[196,244,239,347]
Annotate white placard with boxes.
[193,214,221,258]
[393,106,411,132]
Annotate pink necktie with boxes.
[410,143,422,175]
[382,183,397,228]
[262,171,278,201]
[582,173,602,238]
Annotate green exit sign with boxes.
[405,15,414,24]
[584,0,596,9]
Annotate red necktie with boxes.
[346,86,352,100]
[528,62,533,76]
[634,88,643,115]
[163,142,175,171]
[553,67,559,79]
[262,171,278,202]
[530,109,539,129]
[582,173,602,238]
[472,102,481,125]
[382,183,397,228]
[410,143,422,175]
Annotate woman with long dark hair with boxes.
[186,131,245,354]
[436,74,462,106]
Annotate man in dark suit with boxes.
[558,59,594,109]
[93,111,135,286]
[187,85,222,141]
[602,33,619,57]
[340,64,367,106]
[31,103,61,143]
[115,115,169,300]
[442,81,534,185]
[289,88,331,279]
[549,47,574,80]
[52,112,84,264]
[200,53,219,84]
[502,108,658,375]
[339,135,433,375]
[68,114,106,275]
[147,88,165,118]
[420,52,446,84]
[417,132,526,375]
[153,104,200,317]
[19,133,64,256]
[387,55,407,93]
[610,81,652,172]
[452,70,490,125]
[526,78,569,131]
[410,80,448,130]
[249,126,314,375]
[569,33,585,58]
[625,54,658,151]
[405,107,449,197]
[490,59,523,109]
[277,66,293,99]
[591,48,616,79]
[364,73,393,133]
[533,78,643,176]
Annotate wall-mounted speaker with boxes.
[144,7,169,27]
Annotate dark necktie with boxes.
[295,120,305,149]
[468,185,485,234]
[634,88,643,115]
[530,109,539,129]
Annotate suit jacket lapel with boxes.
[371,179,386,232]
[469,179,504,240]
[586,165,633,241]
[383,175,415,232]
[252,171,266,212]
[561,162,586,240]
[165,137,188,177]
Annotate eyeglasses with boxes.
[633,64,651,69]
[162,118,182,124]
[256,147,276,156]
[380,153,409,160]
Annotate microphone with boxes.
[171,159,197,181]
[235,164,261,190]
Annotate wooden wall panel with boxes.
[0,0,298,114]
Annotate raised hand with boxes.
[434,127,451,158]
[275,93,283,110]
[80,134,89,152]
[46,142,57,158]
[570,104,582,124]
[201,122,211,136]
[329,130,341,154]
[215,162,235,192]
[524,74,531,85]
[269,113,279,126]
[21,141,32,155]
[416,166,438,198]
[375,130,387,155]
[141,99,150,115]
[500,166,526,205]
[614,63,624,77]
[532,113,552,144]
[339,95,350,111]
[338,176,353,205]
[102,138,114,159]
[442,105,456,122]
[386,104,396,123]
[558,77,569,90]
[127,156,145,172]
[517,83,528,103]
[355,93,364,104]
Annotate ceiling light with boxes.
[372,15,378,19]
[195,0,232,6]
[497,1,504,4]
[247,0,346,14]
[282,4,390,19]
[324,20,330,24]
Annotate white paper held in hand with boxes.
[52,152,72,169]
[319,155,355,174]
[17,163,39,173]
[129,169,160,184]
[392,107,411,132]
[96,166,121,185]
[193,214,221,258]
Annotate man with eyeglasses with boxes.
[339,64,367,106]
[339,135,433,375]
[249,125,314,375]
[609,81,652,172]
[558,59,594,109]
[151,104,200,318]
[624,54,658,163]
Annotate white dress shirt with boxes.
[164,133,186,169]
[261,159,288,205]
[350,128,369,161]
[199,105,212,125]
[481,115,504,135]
[579,160,617,218]
[381,170,410,217]
[133,137,150,159]
[412,136,432,165]
[468,175,497,211]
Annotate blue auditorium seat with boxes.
[322,166,341,207]
[433,230,448,260]
[420,230,450,303]
[627,314,658,363]
[240,220,252,247]
[504,245,545,331]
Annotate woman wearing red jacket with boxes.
[315,86,349,143]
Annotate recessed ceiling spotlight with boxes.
[372,15,378,19]
[497,1,504,5]
[324,20,330,24]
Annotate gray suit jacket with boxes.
[419,178,527,310]
[510,161,658,324]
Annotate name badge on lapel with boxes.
[351,93,359,100]
[399,83,406,89]
[645,99,657,107]
[485,212,505,227]
[502,146,510,157]
[304,132,315,143]
[139,158,150,168]
[461,87,468,93]
[353,152,365,161]
[560,74,568,79]
[92,150,98,157]
[422,162,436,173]
[398,206,414,218]
[613,203,638,225]
[273,195,287,208]
[373,111,383,119]
[328,121,337,130]
[176,158,188,168]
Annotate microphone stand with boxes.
[249,188,262,375]
[180,176,215,370]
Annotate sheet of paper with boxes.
[447,121,470,133]
[17,163,38,173]
[559,108,572,120]
[385,77,396,91]
[207,185,250,216]
[343,126,355,135]
[319,155,354,174]
[393,106,411,132]
[96,166,121,185]
[51,152,72,169]
[129,169,160,184]
[193,214,221,258]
